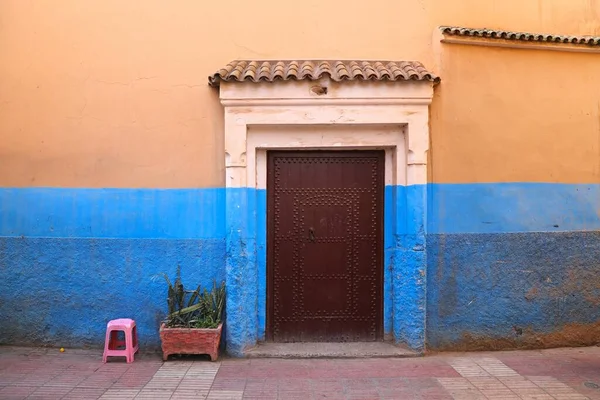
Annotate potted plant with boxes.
[155,268,225,361]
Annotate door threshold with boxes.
[244,342,420,359]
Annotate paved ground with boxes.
[0,346,599,399]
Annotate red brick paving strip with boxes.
[1,346,599,399]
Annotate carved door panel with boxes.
[267,151,384,342]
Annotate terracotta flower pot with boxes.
[159,323,222,361]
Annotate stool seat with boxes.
[107,318,136,329]
[102,318,139,363]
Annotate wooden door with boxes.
[267,150,384,342]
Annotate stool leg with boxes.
[125,327,134,363]
[132,325,139,353]
[102,327,111,363]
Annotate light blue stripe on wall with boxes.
[429,183,600,233]
[1,183,599,239]
[0,188,225,238]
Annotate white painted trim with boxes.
[219,79,434,101]
[248,125,405,189]
[222,99,432,106]
[219,80,433,189]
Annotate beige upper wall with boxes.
[1,0,599,187]
[431,44,600,184]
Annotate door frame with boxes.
[217,78,434,356]
[265,150,386,342]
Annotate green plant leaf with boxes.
[159,270,225,328]
[169,302,202,317]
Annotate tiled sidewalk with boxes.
[0,346,599,399]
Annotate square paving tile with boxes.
[0,385,37,400]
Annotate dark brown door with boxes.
[267,150,384,342]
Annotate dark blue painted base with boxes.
[0,237,225,349]
[427,232,600,349]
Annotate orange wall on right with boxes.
[431,43,600,184]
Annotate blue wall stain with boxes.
[429,183,600,233]
[427,232,600,349]
[0,188,225,238]
[0,237,225,348]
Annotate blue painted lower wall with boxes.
[424,182,600,350]
[0,188,226,349]
[0,183,599,353]
[426,232,600,349]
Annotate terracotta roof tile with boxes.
[440,26,600,46]
[208,60,440,87]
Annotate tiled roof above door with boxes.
[208,60,440,87]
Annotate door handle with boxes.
[308,227,316,242]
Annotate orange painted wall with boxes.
[430,45,600,184]
[1,0,599,187]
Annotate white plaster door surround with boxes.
[210,60,438,356]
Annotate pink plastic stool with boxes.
[102,318,139,363]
